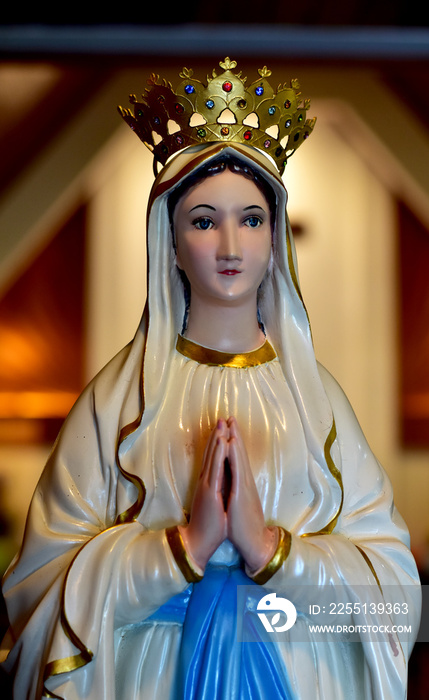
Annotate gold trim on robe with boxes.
[176,334,277,368]
[301,419,344,538]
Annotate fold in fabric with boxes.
[149,565,293,700]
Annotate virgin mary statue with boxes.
[0,58,421,700]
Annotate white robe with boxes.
[1,342,421,699]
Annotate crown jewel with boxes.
[118,58,316,175]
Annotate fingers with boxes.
[209,435,228,491]
[227,436,241,495]
[227,419,253,492]
[201,419,228,480]
[227,416,238,438]
[201,416,253,496]
[227,417,247,464]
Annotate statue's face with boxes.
[173,169,272,308]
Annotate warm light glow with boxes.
[0,391,78,418]
[0,326,47,379]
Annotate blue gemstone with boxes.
[255,86,264,96]
[206,99,215,109]
[268,106,276,115]
[185,84,195,94]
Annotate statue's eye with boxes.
[193,217,214,230]
[244,215,263,228]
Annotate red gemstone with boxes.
[244,130,252,141]
[222,81,233,93]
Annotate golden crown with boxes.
[118,58,316,175]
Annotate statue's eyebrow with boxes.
[189,204,216,212]
[189,204,266,213]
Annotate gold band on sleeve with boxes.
[166,525,204,583]
[249,527,292,585]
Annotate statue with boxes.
[0,58,421,699]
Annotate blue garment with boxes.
[150,565,293,700]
